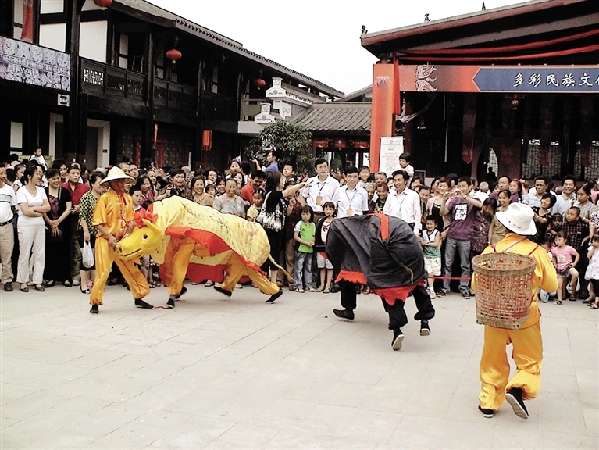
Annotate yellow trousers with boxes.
[479,321,543,411]
[220,253,279,296]
[163,237,195,297]
[90,237,150,305]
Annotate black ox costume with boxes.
[326,213,435,350]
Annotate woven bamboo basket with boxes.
[472,252,537,329]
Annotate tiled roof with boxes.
[291,103,371,133]
[115,0,344,97]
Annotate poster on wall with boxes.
[379,137,404,177]
[0,36,70,91]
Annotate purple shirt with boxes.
[446,198,479,241]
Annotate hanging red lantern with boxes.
[202,130,212,152]
[255,79,266,88]
[166,48,182,64]
[93,0,112,8]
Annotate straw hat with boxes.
[496,202,537,236]
[102,166,133,184]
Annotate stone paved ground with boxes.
[1,283,597,449]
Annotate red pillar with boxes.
[369,62,396,173]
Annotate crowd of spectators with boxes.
[2,150,598,309]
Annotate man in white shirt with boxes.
[333,166,369,219]
[383,169,421,233]
[302,158,339,218]
[0,166,16,291]
[523,176,554,208]
[551,175,576,215]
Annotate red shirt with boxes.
[62,181,90,205]
[240,183,255,204]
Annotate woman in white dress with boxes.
[15,164,50,292]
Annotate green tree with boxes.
[246,122,313,176]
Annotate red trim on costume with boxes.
[373,280,426,305]
[159,263,227,285]
[336,270,367,285]
[372,213,389,240]
[165,227,264,274]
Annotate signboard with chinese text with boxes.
[379,137,404,177]
[398,64,599,93]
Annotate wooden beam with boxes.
[394,13,599,52]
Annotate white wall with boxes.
[39,23,66,52]
[80,21,107,63]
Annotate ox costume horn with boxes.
[326,213,435,350]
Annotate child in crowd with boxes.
[551,231,579,305]
[201,183,216,206]
[586,234,599,309]
[314,202,335,293]
[358,166,371,188]
[246,188,264,223]
[398,152,414,182]
[419,216,442,298]
[293,205,316,293]
[549,213,563,238]
[532,192,555,244]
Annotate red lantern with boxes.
[166,48,182,64]
[93,0,112,8]
[202,130,212,152]
[255,79,266,88]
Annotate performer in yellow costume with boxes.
[89,167,152,313]
[475,203,557,419]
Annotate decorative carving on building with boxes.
[0,36,70,91]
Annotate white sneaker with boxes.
[428,287,436,299]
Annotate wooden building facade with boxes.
[0,0,342,170]
[362,0,599,182]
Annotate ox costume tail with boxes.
[268,255,292,281]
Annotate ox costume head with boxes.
[115,209,163,260]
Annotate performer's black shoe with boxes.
[179,286,188,297]
[90,304,99,314]
[214,286,232,297]
[266,289,283,303]
[391,329,404,351]
[505,387,529,419]
[167,296,176,308]
[478,405,495,418]
[135,298,154,309]
[420,320,431,336]
[333,308,354,320]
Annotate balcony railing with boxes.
[154,78,197,113]
[201,90,238,121]
[81,58,146,100]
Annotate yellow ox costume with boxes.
[474,203,557,420]
[115,196,282,307]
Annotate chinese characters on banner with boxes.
[397,65,599,93]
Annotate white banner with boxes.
[379,137,404,177]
